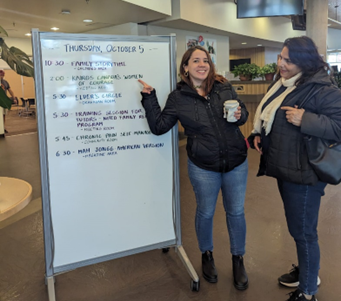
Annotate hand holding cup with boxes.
[223,100,240,122]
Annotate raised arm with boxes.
[138,80,178,135]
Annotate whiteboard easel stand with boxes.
[31,30,199,301]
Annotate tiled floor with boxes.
[0,133,341,301]
[4,106,37,137]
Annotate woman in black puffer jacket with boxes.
[249,36,341,301]
[139,46,249,290]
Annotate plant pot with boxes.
[239,75,252,81]
[264,73,275,81]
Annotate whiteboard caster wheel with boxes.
[190,279,200,292]
[162,248,170,253]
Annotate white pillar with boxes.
[306,0,328,59]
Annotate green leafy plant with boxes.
[231,63,261,80]
[260,62,277,75]
[0,25,34,109]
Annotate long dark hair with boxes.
[179,46,226,95]
[275,36,331,85]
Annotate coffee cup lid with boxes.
[224,100,238,104]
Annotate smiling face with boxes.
[184,49,210,86]
[278,46,302,80]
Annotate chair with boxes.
[19,98,27,110]
[19,98,36,118]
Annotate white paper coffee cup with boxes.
[223,100,239,122]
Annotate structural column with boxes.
[306,0,328,59]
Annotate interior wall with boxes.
[264,46,282,65]
[230,47,265,67]
[327,28,341,51]
[123,0,172,15]
[0,38,33,69]
[0,37,32,55]
[1,69,35,103]
[85,23,139,35]
[142,24,230,76]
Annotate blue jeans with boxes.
[187,158,248,255]
[277,179,327,295]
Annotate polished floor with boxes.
[0,130,341,301]
[4,106,37,137]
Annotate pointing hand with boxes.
[281,105,305,127]
[138,80,154,94]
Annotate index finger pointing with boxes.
[281,106,296,111]
[138,79,147,86]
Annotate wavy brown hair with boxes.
[179,46,227,95]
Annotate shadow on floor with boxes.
[4,107,37,136]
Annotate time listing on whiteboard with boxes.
[37,36,176,267]
[40,39,171,162]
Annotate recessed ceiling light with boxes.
[25,33,31,36]
[83,19,93,23]
[257,44,262,46]
[241,42,247,45]
[61,9,71,14]
[51,27,59,31]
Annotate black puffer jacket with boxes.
[141,81,249,172]
[259,70,341,185]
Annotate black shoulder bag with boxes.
[298,85,341,185]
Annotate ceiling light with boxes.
[25,33,31,36]
[257,44,262,47]
[51,27,59,31]
[61,9,71,14]
[83,19,93,23]
[241,42,247,45]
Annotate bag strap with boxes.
[297,84,324,109]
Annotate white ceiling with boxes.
[0,0,169,39]
[1,0,341,50]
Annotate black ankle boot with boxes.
[202,251,218,283]
[232,255,248,290]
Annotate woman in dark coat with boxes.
[249,36,341,301]
[138,46,249,290]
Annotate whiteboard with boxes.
[33,33,178,271]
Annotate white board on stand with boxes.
[36,34,177,270]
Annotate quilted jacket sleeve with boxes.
[141,89,178,136]
[301,86,341,141]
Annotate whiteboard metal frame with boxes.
[31,30,198,300]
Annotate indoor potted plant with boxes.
[0,25,34,110]
[231,63,261,81]
[261,62,277,81]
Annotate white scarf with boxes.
[253,72,302,135]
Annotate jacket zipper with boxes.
[207,94,228,172]
[296,142,301,170]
